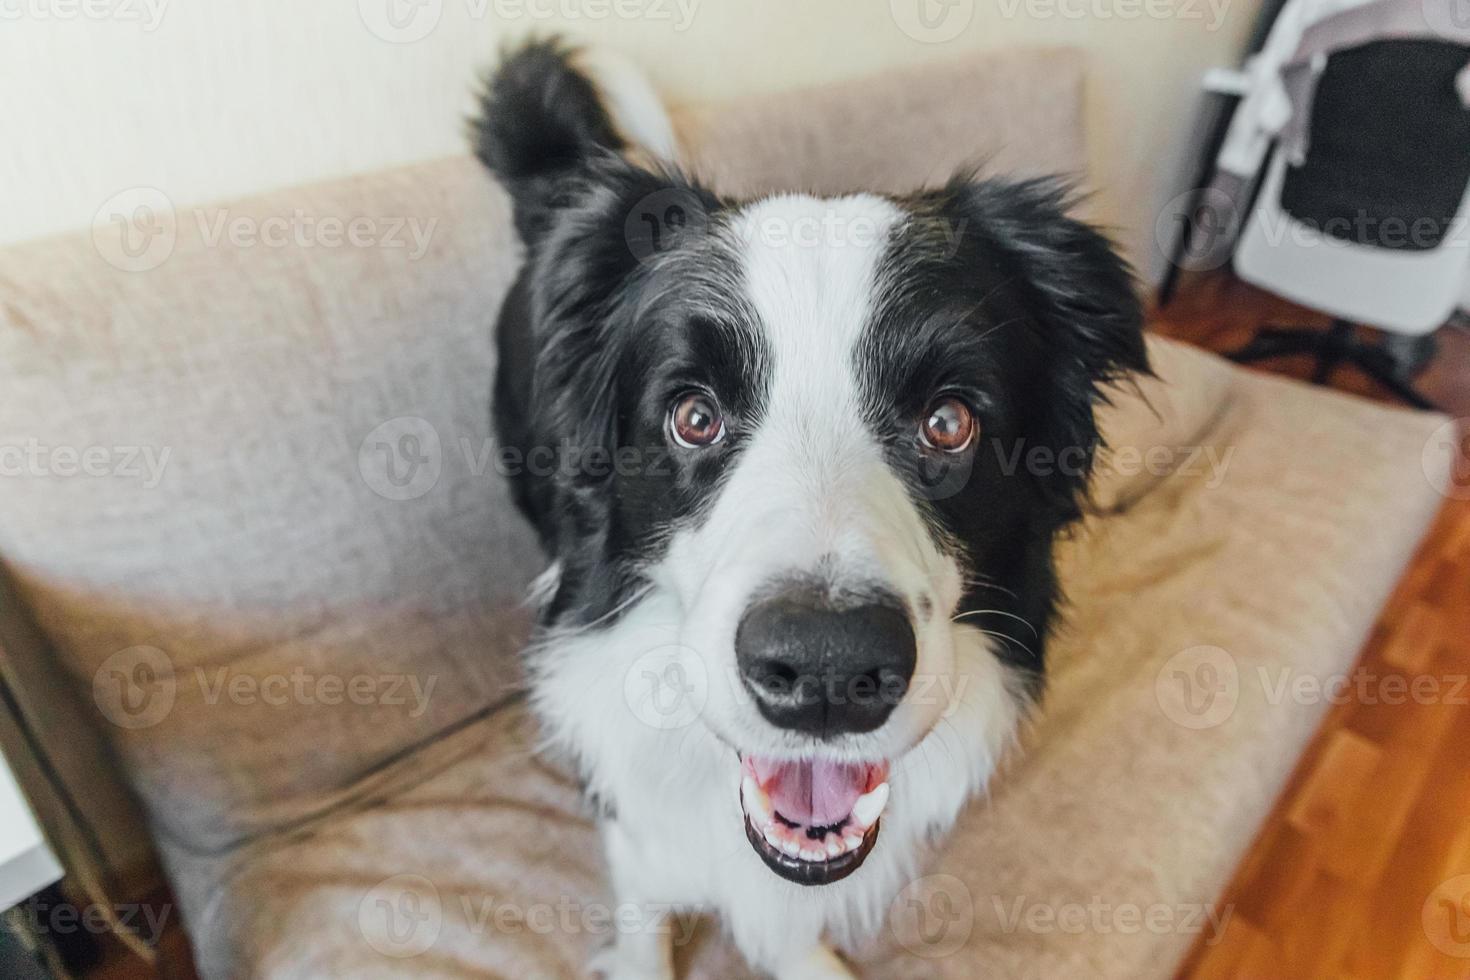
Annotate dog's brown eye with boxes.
[920,396,976,453]
[669,392,726,448]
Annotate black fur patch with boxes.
[858,176,1148,682]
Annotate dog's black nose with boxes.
[735,588,916,738]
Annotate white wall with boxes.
[0,0,1262,279]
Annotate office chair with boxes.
[1229,36,1470,409]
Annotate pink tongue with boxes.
[749,757,870,827]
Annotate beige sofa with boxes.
[0,50,1454,978]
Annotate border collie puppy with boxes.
[472,41,1146,980]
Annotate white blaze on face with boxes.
[656,194,965,756]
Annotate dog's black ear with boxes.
[472,38,627,245]
[525,158,718,484]
[939,176,1150,519]
[518,160,718,621]
[476,38,721,487]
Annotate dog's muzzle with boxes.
[732,585,911,884]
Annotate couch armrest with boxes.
[0,564,162,906]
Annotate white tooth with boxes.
[741,777,774,826]
[764,826,784,849]
[851,782,891,828]
[800,847,825,862]
[781,839,802,857]
[843,834,864,851]
[825,836,843,858]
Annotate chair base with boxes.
[1228,319,1442,411]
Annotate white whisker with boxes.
[950,606,1040,638]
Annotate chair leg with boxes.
[1311,320,1355,385]
[1311,345,1339,385]
[1227,326,1331,364]
[1380,332,1440,377]
[1226,319,1442,411]
[1348,344,1443,412]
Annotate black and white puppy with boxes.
[473,41,1147,980]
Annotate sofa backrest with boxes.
[0,158,544,861]
[0,49,1089,876]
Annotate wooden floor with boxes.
[1153,272,1470,418]
[77,272,1470,979]
[1162,273,1470,980]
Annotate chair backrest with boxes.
[1234,34,1470,334]
[1280,39,1470,251]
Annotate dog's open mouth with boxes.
[739,755,890,886]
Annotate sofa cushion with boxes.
[1092,336,1237,513]
[0,158,544,855]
